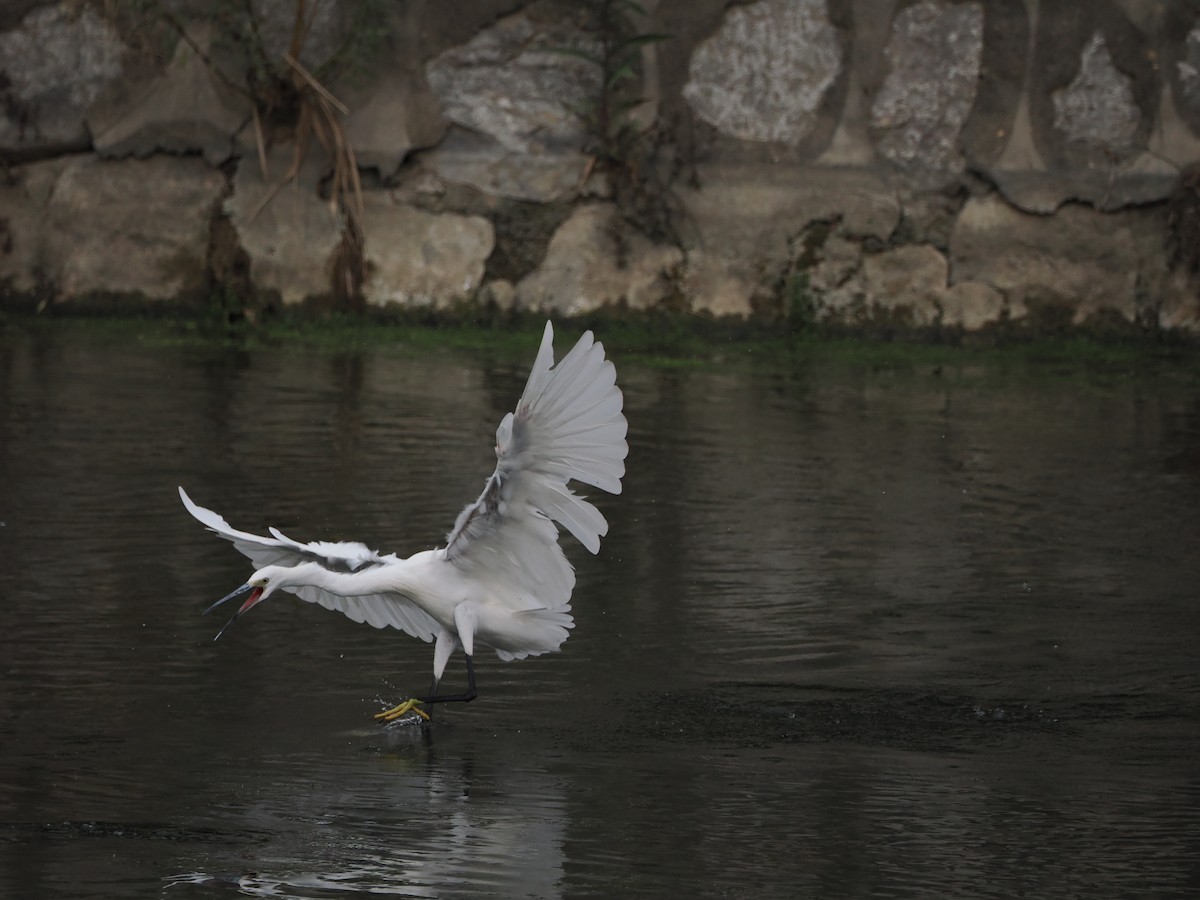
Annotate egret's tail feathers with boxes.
[495,606,575,660]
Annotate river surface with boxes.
[1,324,1198,898]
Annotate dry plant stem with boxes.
[252,106,269,180]
[246,114,307,224]
[317,95,364,223]
[284,52,350,114]
[576,154,598,191]
[246,172,290,224]
[288,0,315,63]
[247,54,363,244]
[283,53,363,226]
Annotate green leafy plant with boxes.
[553,1,667,168]
[552,1,677,244]
[783,272,816,331]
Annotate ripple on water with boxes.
[3,332,1200,898]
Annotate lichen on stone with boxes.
[1052,31,1140,156]
[683,0,842,145]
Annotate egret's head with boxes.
[245,565,291,604]
[204,564,293,640]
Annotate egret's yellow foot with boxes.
[375,699,430,723]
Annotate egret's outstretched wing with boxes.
[298,586,438,642]
[443,322,628,611]
[179,487,439,641]
[180,486,384,571]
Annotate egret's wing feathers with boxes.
[292,586,438,642]
[266,526,381,573]
[178,486,440,641]
[443,322,628,611]
[179,487,384,572]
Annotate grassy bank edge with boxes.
[1,307,1196,382]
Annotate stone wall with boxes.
[3,0,1200,333]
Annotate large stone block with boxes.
[89,24,248,165]
[515,204,682,316]
[40,155,226,302]
[424,7,597,201]
[1051,31,1139,158]
[682,251,756,319]
[224,146,342,306]
[0,157,68,295]
[679,163,900,276]
[361,198,493,309]
[811,242,949,327]
[979,3,1180,213]
[860,244,946,326]
[941,280,1007,330]
[0,3,125,153]
[425,128,588,203]
[949,194,1165,324]
[1160,270,1200,332]
[683,0,843,146]
[871,0,984,188]
[340,64,446,177]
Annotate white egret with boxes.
[180,321,627,722]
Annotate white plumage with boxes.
[180,322,627,713]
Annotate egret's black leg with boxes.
[418,655,477,705]
[375,657,475,724]
[418,674,441,722]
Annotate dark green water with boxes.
[1,325,1198,897]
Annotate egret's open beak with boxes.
[204,583,251,616]
[204,584,265,641]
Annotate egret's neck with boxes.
[288,560,418,599]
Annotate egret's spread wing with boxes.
[179,487,383,571]
[178,487,440,641]
[288,584,439,642]
[443,322,628,610]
